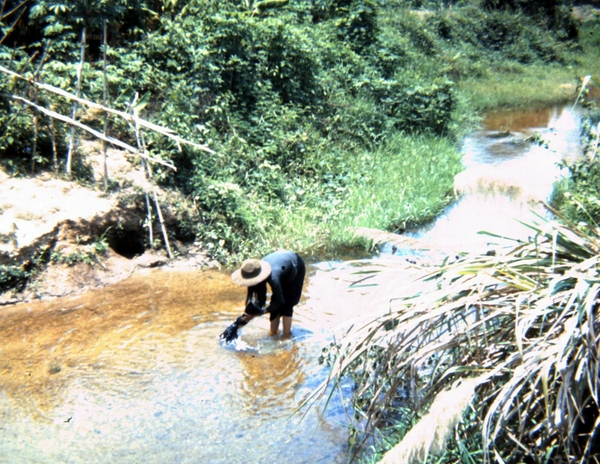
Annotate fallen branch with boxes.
[6,94,177,171]
[0,64,216,155]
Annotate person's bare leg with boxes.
[270,316,281,336]
[282,316,293,338]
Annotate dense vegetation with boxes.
[4,1,600,462]
[315,210,600,463]
[0,0,589,263]
[553,81,600,227]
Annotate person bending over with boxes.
[221,250,306,342]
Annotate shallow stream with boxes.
[0,105,583,463]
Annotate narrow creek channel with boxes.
[0,105,583,463]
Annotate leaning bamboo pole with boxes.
[66,27,86,178]
[102,20,109,191]
[152,188,173,259]
[30,43,47,174]
[0,65,215,155]
[134,117,173,260]
[49,117,58,176]
[145,189,154,248]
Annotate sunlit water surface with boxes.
[0,263,401,464]
[405,105,583,256]
[0,105,584,463]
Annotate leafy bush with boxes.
[0,264,28,291]
[0,0,583,259]
[553,86,600,226]
[554,157,600,227]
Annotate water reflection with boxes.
[483,104,563,132]
[0,266,358,463]
[410,105,582,255]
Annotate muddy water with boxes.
[0,260,411,464]
[406,104,583,255]
[0,105,584,463]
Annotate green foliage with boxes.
[0,0,585,260]
[426,5,574,66]
[49,232,110,266]
[554,157,600,228]
[553,82,600,227]
[0,264,28,291]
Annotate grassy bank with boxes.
[246,133,463,258]
[460,21,600,110]
[1,0,597,264]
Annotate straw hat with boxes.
[231,259,271,286]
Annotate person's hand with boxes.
[245,302,265,316]
[220,322,239,342]
[220,316,247,343]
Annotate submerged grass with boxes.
[307,206,600,463]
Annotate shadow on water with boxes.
[0,104,585,463]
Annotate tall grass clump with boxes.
[553,76,600,227]
[331,133,463,236]
[237,132,463,258]
[309,206,600,463]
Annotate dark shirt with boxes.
[264,250,301,314]
[247,250,303,315]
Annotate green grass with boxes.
[458,22,600,110]
[240,132,463,259]
[459,63,581,110]
[332,134,462,234]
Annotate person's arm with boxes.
[220,298,264,343]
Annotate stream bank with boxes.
[0,102,588,464]
[0,103,585,306]
[0,144,219,306]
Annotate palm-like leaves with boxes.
[311,205,600,463]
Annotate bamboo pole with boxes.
[102,20,109,191]
[6,94,177,170]
[66,27,86,178]
[1,0,28,20]
[145,190,154,248]
[136,122,172,259]
[49,117,58,176]
[0,0,27,46]
[30,43,47,174]
[0,65,216,155]
[152,188,173,259]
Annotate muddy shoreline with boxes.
[0,246,221,306]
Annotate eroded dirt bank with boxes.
[0,145,216,306]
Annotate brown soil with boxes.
[0,142,216,306]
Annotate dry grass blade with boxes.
[310,215,600,463]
